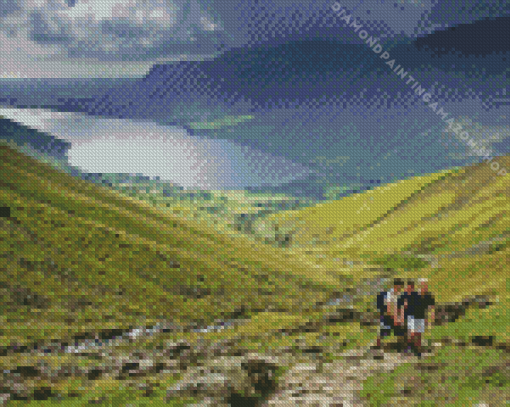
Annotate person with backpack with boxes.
[375,278,405,349]
[397,278,436,357]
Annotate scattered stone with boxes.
[242,355,279,396]
[0,394,10,406]
[324,307,360,324]
[88,396,107,404]
[166,354,279,406]
[416,362,444,372]
[86,368,104,380]
[9,366,41,379]
[116,355,159,379]
[164,340,192,358]
[166,372,235,403]
[471,336,494,347]
[434,295,494,326]
[32,387,54,401]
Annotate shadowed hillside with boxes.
[0,116,70,161]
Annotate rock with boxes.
[323,307,379,327]
[415,362,445,372]
[471,336,494,347]
[8,366,42,379]
[0,393,10,405]
[86,368,104,380]
[209,339,243,357]
[171,284,211,299]
[359,311,379,326]
[87,396,107,404]
[166,372,235,403]
[166,354,279,406]
[186,399,228,407]
[11,287,50,309]
[43,364,87,380]
[164,340,192,356]
[241,355,279,396]
[32,387,55,401]
[116,353,162,379]
[434,295,494,326]
[324,308,360,324]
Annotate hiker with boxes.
[398,278,436,357]
[375,278,405,349]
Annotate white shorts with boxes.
[407,316,425,333]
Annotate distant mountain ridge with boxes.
[4,30,507,117]
[0,30,507,201]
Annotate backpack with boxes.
[376,291,387,314]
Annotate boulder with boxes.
[166,354,279,406]
[241,355,279,396]
[163,339,208,369]
[166,372,236,403]
[116,352,167,379]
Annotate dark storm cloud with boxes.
[28,10,72,44]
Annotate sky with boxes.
[0,0,225,78]
[0,0,508,194]
[1,0,506,79]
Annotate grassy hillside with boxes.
[0,143,369,348]
[254,158,509,274]
[0,136,318,243]
[1,143,508,406]
[254,162,508,253]
[252,156,509,314]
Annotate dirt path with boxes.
[262,347,419,407]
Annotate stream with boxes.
[2,319,240,359]
[4,277,389,358]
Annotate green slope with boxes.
[255,157,509,275]
[250,156,509,333]
[0,144,361,348]
[250,158,510,407]
[1,143,509,406]
[256,160,510,254]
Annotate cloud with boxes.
[28,8,72,44]
[0,0,22,18]
[0,0,226,77]
[2,0,507,79]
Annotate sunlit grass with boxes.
[360,347,509,406]
[255,170,455,247]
